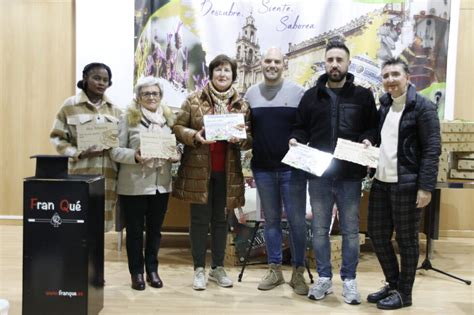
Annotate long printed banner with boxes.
[134,0,455,119]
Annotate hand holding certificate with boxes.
[139,132,179,160]
[333,138,380,168]
[203,114,246,141]
[76,121,118,151]
[282,143,333,176]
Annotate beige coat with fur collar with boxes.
[110,103,177,195]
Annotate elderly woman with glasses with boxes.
[110,76,179,291]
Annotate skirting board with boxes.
[1,216,473,238]
[0,215,22,220]
[439,230,474,238]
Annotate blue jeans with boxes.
[253,168,307,267]
[308,177,361,280]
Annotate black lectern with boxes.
[23,156,105,315]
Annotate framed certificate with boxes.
[203,113,246,141]
[139,131,178,160]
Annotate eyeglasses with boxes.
[140,92,160,98]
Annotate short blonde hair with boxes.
[134,76,163,98]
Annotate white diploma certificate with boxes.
[203,114,247,141]
[76,121,118,151]
[333,138,380,168]
[282,143,333,176]
[139,132,178,160]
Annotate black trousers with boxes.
[190,172,227,269]
[120,192,169,275]
[368,179,422,296]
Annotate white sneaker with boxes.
[208,266,233,288]
[308,277,333,300]
[342,278,361,305]
[192,267,206,290]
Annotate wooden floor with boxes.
[1,225,473,315]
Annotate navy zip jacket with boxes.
[291,73,378,180]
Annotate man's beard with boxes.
[327,69,347,83]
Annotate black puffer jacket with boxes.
[291,73,378,180]
[377,84,441,191]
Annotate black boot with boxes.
[131,273,146,291]
[377,290,412,310]
[147,271,163,288]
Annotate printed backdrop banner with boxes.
[134,0,456,119]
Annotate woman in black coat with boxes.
[367,57,441,310]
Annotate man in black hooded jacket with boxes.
[290,40,378,305]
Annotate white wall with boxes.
[445,0,460,120]
[76,0,134,108]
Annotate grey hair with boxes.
[382,57,410,74]
[134,76,164,98]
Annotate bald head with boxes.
[262,47,284,60]
[261,47,284,86]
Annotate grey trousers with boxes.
[189,171,228,269]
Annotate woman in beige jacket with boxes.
[111,76,178,291]
[50,62,122,232]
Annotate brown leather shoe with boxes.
[131,274,145,290]
[147,271,163,288]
